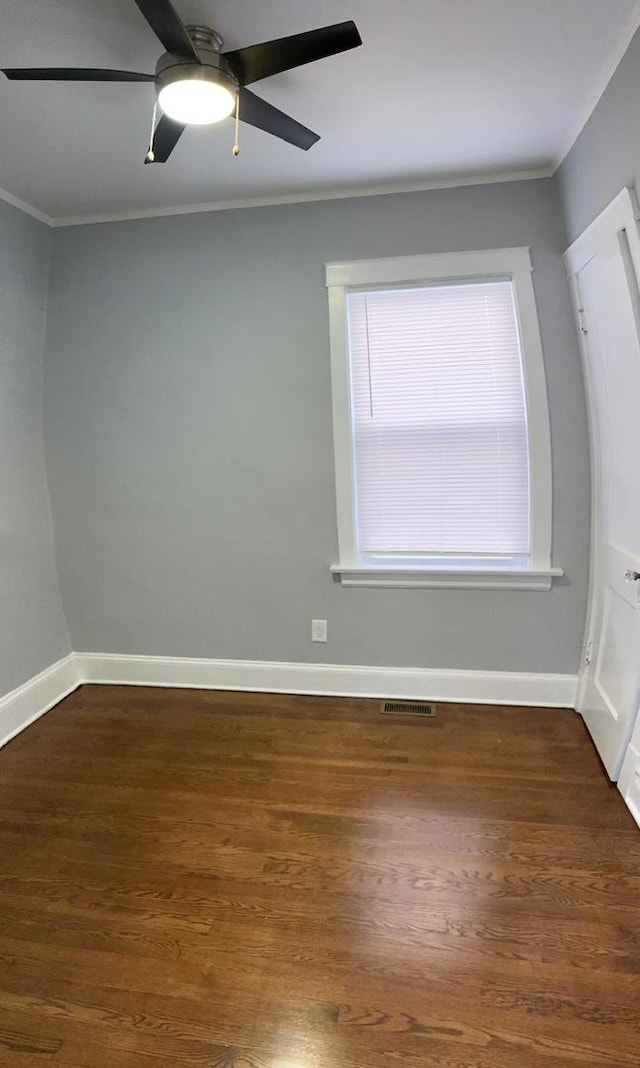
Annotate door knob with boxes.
[624,569,640,582]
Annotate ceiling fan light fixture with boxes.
[4,6,362,161]
[158,74,235,125]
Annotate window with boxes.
[326,248,560,589]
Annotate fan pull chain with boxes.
[232,92,240,156]
[145,100,158,164]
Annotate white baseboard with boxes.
[76,652,578,708]
[0,652,577,752]
[0,653,82,750]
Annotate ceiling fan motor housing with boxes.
[155,25,238,98]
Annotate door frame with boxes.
[564,186,640,748]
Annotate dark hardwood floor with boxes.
[0,685,639,1068]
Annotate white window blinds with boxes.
[346,280,530,557]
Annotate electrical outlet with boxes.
[311,618,328,642]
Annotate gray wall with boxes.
[0,199,70,698]
[44,178,589,673]
[558,27,640,243]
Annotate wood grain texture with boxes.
[0,685,639,1067]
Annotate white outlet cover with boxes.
[311,619,328,642]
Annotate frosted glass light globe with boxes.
[158,78,235,125]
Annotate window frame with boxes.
[325,247,561,590]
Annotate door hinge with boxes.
[585,640,594,665]
[578,307,588,334]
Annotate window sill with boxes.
[329,565,564,590]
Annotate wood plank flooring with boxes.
[0,685,639,1068]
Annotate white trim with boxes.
[553,0,640,172]
[0,654,81,750]
[326,247,556,584]
[327,281,358,563]
[330,566,563,590]
[618,740,640,829]
[564,186,640,276]
[511,262,554,570]
[76,652,577,708]
[325,247,533,287]
[0,184,54,227]
[569,266,600,716]
[51,169,552,229]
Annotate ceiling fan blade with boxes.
[224,21,361,86]
[145,113,185,163]
[239,88,319,150]
[132,0,199,62]
[2,67,155,82]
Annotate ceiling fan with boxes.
[1,0,362,163]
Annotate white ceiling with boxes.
[0,0,638,223]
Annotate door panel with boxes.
[569,193,640,780]
[595,585,636,718]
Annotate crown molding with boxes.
[0,184,54,227]
[553,0,640,172]
[49,169,553,229]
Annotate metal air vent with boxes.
[381,701,436,717]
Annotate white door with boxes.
[565,187,640,780]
